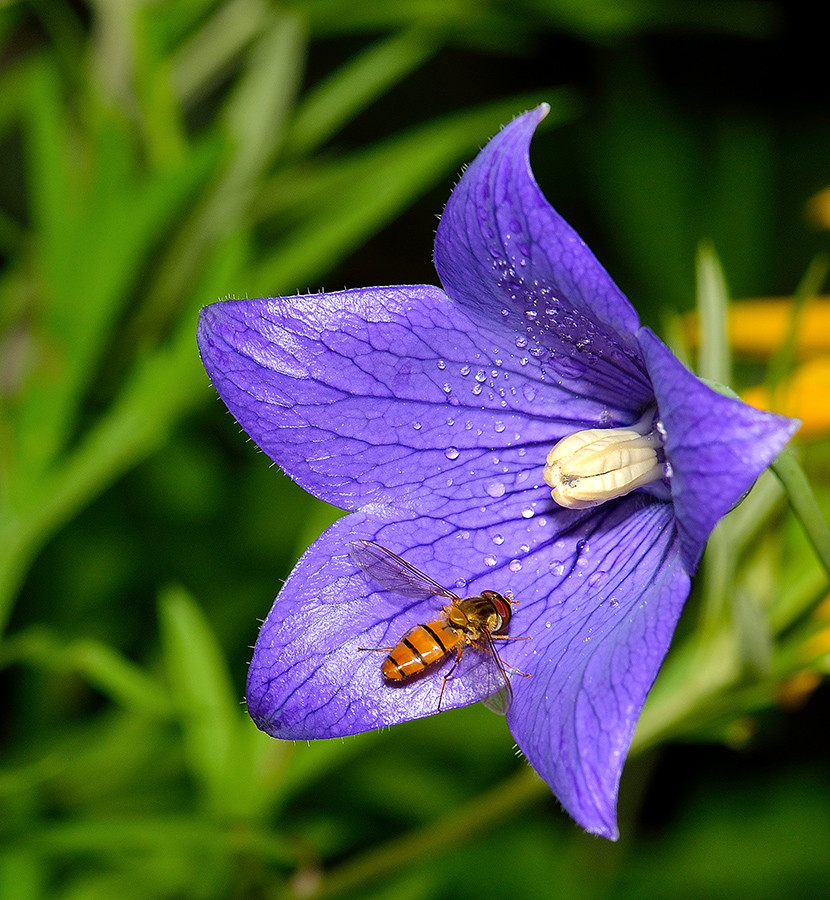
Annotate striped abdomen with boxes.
[382,620,462,682]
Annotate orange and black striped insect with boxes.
[349,539,528,713]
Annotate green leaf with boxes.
[13,70,218,478]
[158,585,241,812]
[695,240,732,386]
[0,627,172,717]
[283,28,438,158]
[169,0,273,108]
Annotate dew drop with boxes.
[460,364,471,376]
[524,309,538,321]
[515,335,528,349]
[492,534,505,545]
[444,447,459,460]
[521,506,535,519]
[437,359,446,370]
[494,420,506,433]
[442,383,452,394]
[484,555,497,567]
[472,383,483,396]
[520,543,529,553]
[474,369,487,383]
[413,421,421,430]
[589,570,607,588]
[509,559,522,572]
[522,384,536,402]
[486,481,505,499]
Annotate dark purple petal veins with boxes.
[505,495,688,839]
[435,106,646,388]
[197,286,652,515]
[638,328,801,571]
[246,485,685,839]
[246,508,552,738]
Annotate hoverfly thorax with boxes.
[451,590,511,636]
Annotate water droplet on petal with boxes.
[472,383,483,396]
[521,506,535,519]
[589,570,608,588]
[460,364,471,376]
[437,359,446,370]
[494,421,505,433]
[492,534,505,545]
[486,481,505,499]
[413,422,421,430]
[484,555,497,567]
[444,447,459,460]
[522,384,536,402]
[474,369,487,383]
[509,559,522,572]
[549,560,565,576]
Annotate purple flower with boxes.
[197,105,798,838]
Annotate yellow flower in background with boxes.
[685,295,830,439]
[743,355,830,439]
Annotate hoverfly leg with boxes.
[437,645,465,711]
[357,645,394,652]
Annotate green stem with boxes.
[305,766,548,899]
[771,450,830,580]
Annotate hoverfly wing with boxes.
[478,630,513,716]
[348,540,458,601]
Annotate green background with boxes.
[1,1,829,897]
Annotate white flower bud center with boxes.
[543,411,665,509]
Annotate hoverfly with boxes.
[349,539,528,714]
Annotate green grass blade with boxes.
[158,584,242,813]
[695,240,732,386]
[283,29,438,158]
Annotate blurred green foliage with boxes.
[1,1,829,898]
